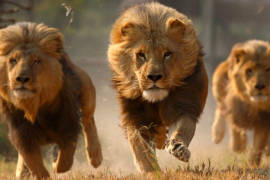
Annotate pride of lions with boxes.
[0,2,269,179]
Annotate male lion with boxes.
[0,22,102,179]
[107,2,208,172]
[212,40,270,166]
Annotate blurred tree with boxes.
[29,0,123,59]
[0,0,32,28]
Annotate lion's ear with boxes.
[0,29,17,56]
[121,23,136,37]
[39,27,64,59]
[111,22,142,43]
[231,44,245,64]
[121,22,143,42]
[166,18,186,40]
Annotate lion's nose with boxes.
[147,74,163,82]
[16,75,30,83]
[255,83,265,90]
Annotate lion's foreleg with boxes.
[263,136,270,156]
[166,115,196,162]
[52,140,77,173]
[127,127,160,173]
[229,125,247,153]
[249,128,269,166]
[82,115,102,168]
[16,153,30,178]
[212,106,226,144]
[18,147,49,179]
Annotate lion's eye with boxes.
[9,58,17,65]
[136,52,146,61]
[33,58,41,65]
[235,56,240,64]
[163,51,172,60]
[246,68,253,75]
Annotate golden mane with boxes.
[238,40,269,54]
[108,2,200,99]
[0,22,63,59]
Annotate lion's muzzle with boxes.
[13,87,35,99]
[142,88,168,102]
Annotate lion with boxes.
[212,40,270,166]
[107,2,208,173]
[0,22,102,179]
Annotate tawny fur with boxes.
[0,22,102,179]
[212,39,270,166]
[108,2,208,173]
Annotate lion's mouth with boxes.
[13,87,35,99]
[250,94,268,103]
[148,85,162,90]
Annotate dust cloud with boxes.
[67,59,232,175]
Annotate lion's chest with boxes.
[228,97,270,129]
[5,102,80,149]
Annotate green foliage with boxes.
[0,158,16,175]
[31,0,123,59]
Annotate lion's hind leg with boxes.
[79,76,102,168]
[127,127,160,173]
[81,109,102,168]
[52,141,77,173]
[212,105,227,144]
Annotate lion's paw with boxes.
[166,139,190,162]
[86,146,103,168]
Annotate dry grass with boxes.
[1,159,270,180]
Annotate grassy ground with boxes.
[1,159,270,180]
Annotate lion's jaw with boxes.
[12,87,35,99]
[249,94,268,103]
[247,92,270,110]
[248,89,270,105]
[143,88,168,102]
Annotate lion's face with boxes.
[0,22,64,123]
[6,46,63,101]
[108,4,199,102]
[229,41,270,106]
[131,34,185,102]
